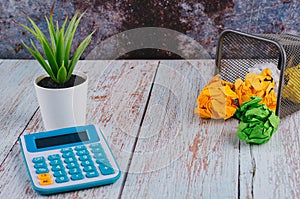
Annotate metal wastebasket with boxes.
[216,29,300,117]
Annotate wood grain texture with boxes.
[0,60,43,164]
[0,60,299,199]
[0,60,159,198]
[250,111,300,199]
[121,60,240,198]
[239,141,254,199]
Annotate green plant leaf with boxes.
[26,16,48,42]
[64,11,79,44]
[56,27,65,70]
[22,40,56,81]
[61,15,68,36]
[64,11,80,69]
[57,63,67,84]
[45,16,56,51]
[47,3,57,50]
[56,21,60,40]
[41,40,59,76]
[15,22,38,37]
[67,30,95,79]
[45,2,57,49]
[65,11,86,71]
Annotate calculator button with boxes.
[90,143,102,149]
[55,176,69,183]
[99,164,115,175]
[51,164,65,171]
[48,154,60,160]
[62,152,75,158]
[34,162,47,169]
[66,162,80,169]
[68,167,82,175]
[71,173,84,181]
[64,157,77,164]
[94,152,107,159]
[53,170,67,177]
[39,178,53,185]
[32,157,45,163]
[86,171,99,178]
[79,154,92,161]
[81,160,94,167]
[37,173,51,180]
[60,148,73,153]
[49,159,63,166]
[74,145,87,151]
[36,168,49,174]
[95,158,110,165]
[83,165,97,172]
[76,150,89,156]
[92,147,104,154]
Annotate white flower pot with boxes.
[34,71,88,130]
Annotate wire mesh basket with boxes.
[216,29,300,118]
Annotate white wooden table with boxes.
[0,59,299,199]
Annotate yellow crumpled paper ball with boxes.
[234,68,277,111]
[282,64,300,103]
[195,74,238,120]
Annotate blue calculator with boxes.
[19,124,121,195]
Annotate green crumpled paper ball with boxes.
[235,96,280,144]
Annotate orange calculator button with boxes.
[39,178,53,185]
[37,173,51,180]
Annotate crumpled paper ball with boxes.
[248,62,280,95]
[235,96,280,144]
[282,64,300,104]
[195,74,238,120]
[235,68,277,111]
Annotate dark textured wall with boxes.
[0,0,299,59]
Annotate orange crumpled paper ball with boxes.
[195,74,238,119]
[234,68,277,111]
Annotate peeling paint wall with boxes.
[0,0,299,59]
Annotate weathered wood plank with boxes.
[239,141,254,199]
[0,60,159,198]
[0,60,43,164]
[121,60,240,198]
[249,111,300,199]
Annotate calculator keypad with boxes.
[31,142,115,186]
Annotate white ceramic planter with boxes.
[34,71,88,130]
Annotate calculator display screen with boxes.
[35,131,89,149]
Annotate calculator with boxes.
[19,124,121,195]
